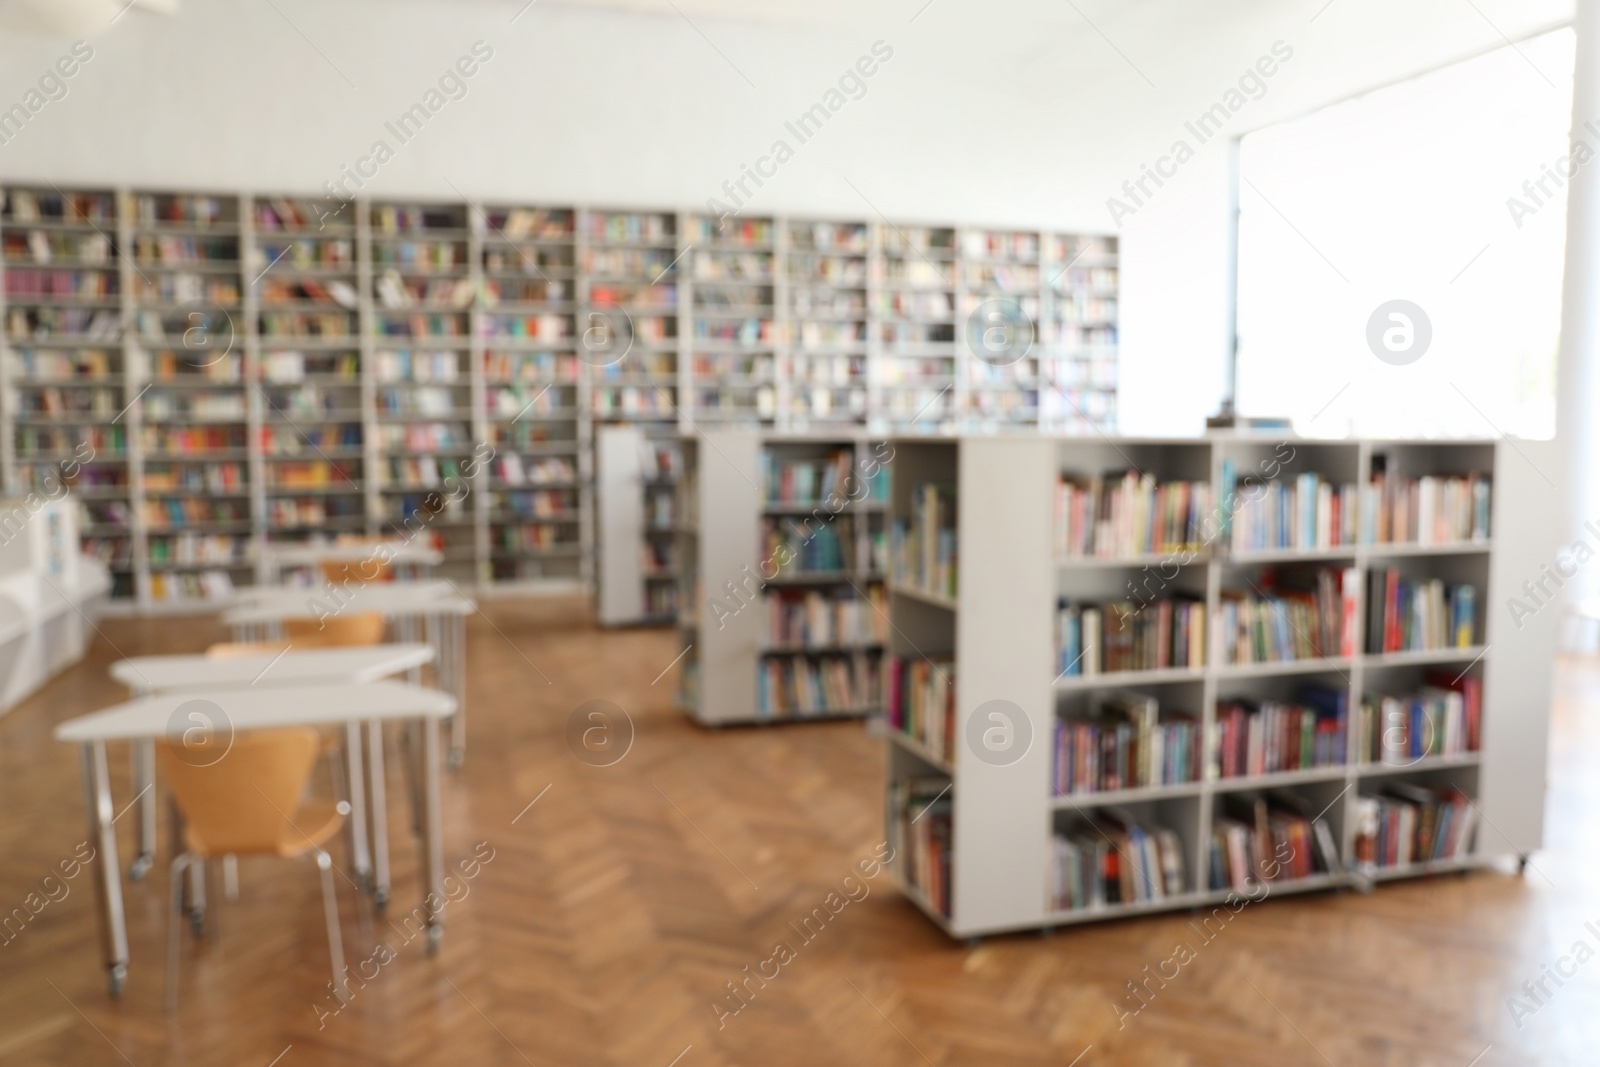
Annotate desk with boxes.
[57,681,455,996]
[222,588,474,765]
[231,579,456,604]
[259,540,443,582]
[111,644,436,889]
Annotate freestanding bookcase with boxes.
[883,434,1559,938]
[675,430,891,725]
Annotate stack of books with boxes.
[1358,672,1481,763]
[890,482,957,599]
[887,656,955,764]
[1211,686,1348,779]
[1053,690,1199,795]
[1227,468,1358,553]
[1354,785,1477,869]
[1364,464,1491,544]
[1365,569,1478,652]
[1210,793,1340,890]
[1055,471,1212,558]
[1215,567,1356,664]
[1056,596,1206,676]
[890,777,953,917]
[1052,811,1186,911]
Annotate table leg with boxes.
[448,612,466,767]
[367,720,389,911]
[420,715,444,953]
[406,614,423,686]
[129,739,157,880]
[80,742,128,996]
[344,722,371,888]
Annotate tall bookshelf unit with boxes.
[675,431,890,724]
[883,435,1557,938]
[2,185,1120,612]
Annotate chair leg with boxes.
[166,854,191,1013]
[316,850,348,1003]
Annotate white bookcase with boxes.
[883,435,1558,938]
[675,430,890,724]
[3,184,1119,612]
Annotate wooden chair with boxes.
[320,559,393,587]
[158,728,346,1010]
[284,612,387,648]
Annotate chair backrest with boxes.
[284,612,386,647]
[157,728,320,857]
[205,642,293,660]
[320,559,393,586]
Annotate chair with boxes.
[320,559,393,587]
[284,612,388,648]
[205,641,293,660]
[158,728,346,1010]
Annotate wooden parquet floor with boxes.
[2,598,1600,1066]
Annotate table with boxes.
[56,681,456,996]
[258,540,443,582]
[222,588,475,765]
[111,644,436,890]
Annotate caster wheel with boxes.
[129,855,153,882]
[964,936,982,949]
[373,889,389,913]
[426,924,442,954]
[107,963,127,996]
[189,910,205,937]
[1518,855,1530,875]
[447,748,465,770]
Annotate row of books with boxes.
[267,499,364,529]
[371,242,465,272]
[890,483,957,599]
[377,388,462,417]
[260,351,359,383]
[370,206,462,235]
[1229,471,1360,553]
[255,239,355,269]
[763,448,855,507]
[889,777,952,917]
[756,654,880,717]
[1212,688,1347,779]
[1055,472,1213,558]
[20,387,119,417]
[147,533,249,565]
[1053,690,1200,794]
[1365,468,1491,544]
[495,524,574,552]
[141,426,246,454]
[764,586,888,649]
[144,393,247,421]
[373,272,475,309]
[498,490,573,519]
[887,656,956,765]
[762,516,853,574]
[1365,571,1477,653]
[1052,812,1186,911]
[3,225,112,262]
[141,499,250,528]
[268,462,360,490]
[261,424,361,454]
[148,352,243,382]
[493,455,576,487]
[375,315,470,339]
[131,235,236,265]
[7,306,121,338]
[4,190,116,222]
[1209,792,1338,891]
[483,351,579,383]
[1357,673,1482,761]
[1353,785,1477,869]
[13,349,118,380]
[259,311,356,338]
[1215,568,1355,664]
[134,274,240,305]
[372,351,461,383]
[134,195,232,227]
[5,269,119,300]
[144,462,246,493]
[377,422,471,452]
[149,570,236,603]
[1056,597,1207,676]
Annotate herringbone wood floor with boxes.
[1,599,1598,1066]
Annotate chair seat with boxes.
[183,802,345,860]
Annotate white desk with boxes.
[57,681,455,996]
[222,589,475,765]
[259,541,443,582]
[230,579,456,607]
[111,644,436,890]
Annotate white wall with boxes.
[0,0,1570,435]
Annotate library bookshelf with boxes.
[883,435,1557,939]
[674,431,891,725]
[2,185,1118,613]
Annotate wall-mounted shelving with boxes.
[881,435,1554,938]
[2,185,1120,612]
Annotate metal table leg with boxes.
[448,611,466,767]
[81,741,128,996]
[129,739,157,880]
[367,720,389,910]
[344,722,371,888]
[419,715,445,953]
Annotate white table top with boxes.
[261,541,444,567]
[232,578,457,604]
[221,587,476,624]
[109,643,435,693]
[56,681,456,743]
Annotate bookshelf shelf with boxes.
[887,583,958,612]
[882,434,1556,939]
